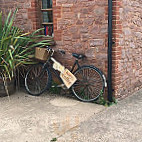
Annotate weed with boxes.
[94,90,117,107]
[49,81,61,94]
[50,138,57,142]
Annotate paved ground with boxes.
[0,89,142,142]
[57,89,142,142]
[0,90,105,142]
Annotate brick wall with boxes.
[112,0,142,98]
[53,0,108,74]
[112,0,123,98]
[0,0,41,32]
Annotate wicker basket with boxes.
[35,47,50,61]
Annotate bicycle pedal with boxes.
[52,84,64,88]
[62,87,68,90]
[57,84,65,87]
[58,84,68,90]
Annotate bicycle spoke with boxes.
[87,86,96,98]
[25,64,52,96]
[72,66,105,102]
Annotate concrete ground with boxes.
[0,89,142,142]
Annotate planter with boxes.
[0,77,15,97]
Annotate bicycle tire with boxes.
[25,63,52,96]
[71,66,105,102]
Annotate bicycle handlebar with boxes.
[46,46,66,55]
[58,49,65,55]
[46,46,53,51]
[46,46,54,56]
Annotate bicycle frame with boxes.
[42,56,81,85]
[70,59,81,73]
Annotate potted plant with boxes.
[0,9,53,97]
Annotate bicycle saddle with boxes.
[72,53,86,59]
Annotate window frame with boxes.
[41,0,53,36]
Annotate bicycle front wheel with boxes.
[71,66,105,102]
[25,63,52,96]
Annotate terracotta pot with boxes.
[0,77,15,97]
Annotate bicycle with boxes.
[25,46,107,102]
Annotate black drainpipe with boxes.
[107,0,113,102]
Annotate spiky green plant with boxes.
[0,9,53,80]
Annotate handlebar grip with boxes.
[46,46,51,50]
[46,46,54,52]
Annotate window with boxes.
[41,0,53,36]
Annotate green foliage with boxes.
[50,138,57,142]
[94,90,117,107]
[107,96,118,106]
[49,81,61,94]
[0,9,53,80]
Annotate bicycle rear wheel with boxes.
[25,63,52,96]
[71,66,105,102]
